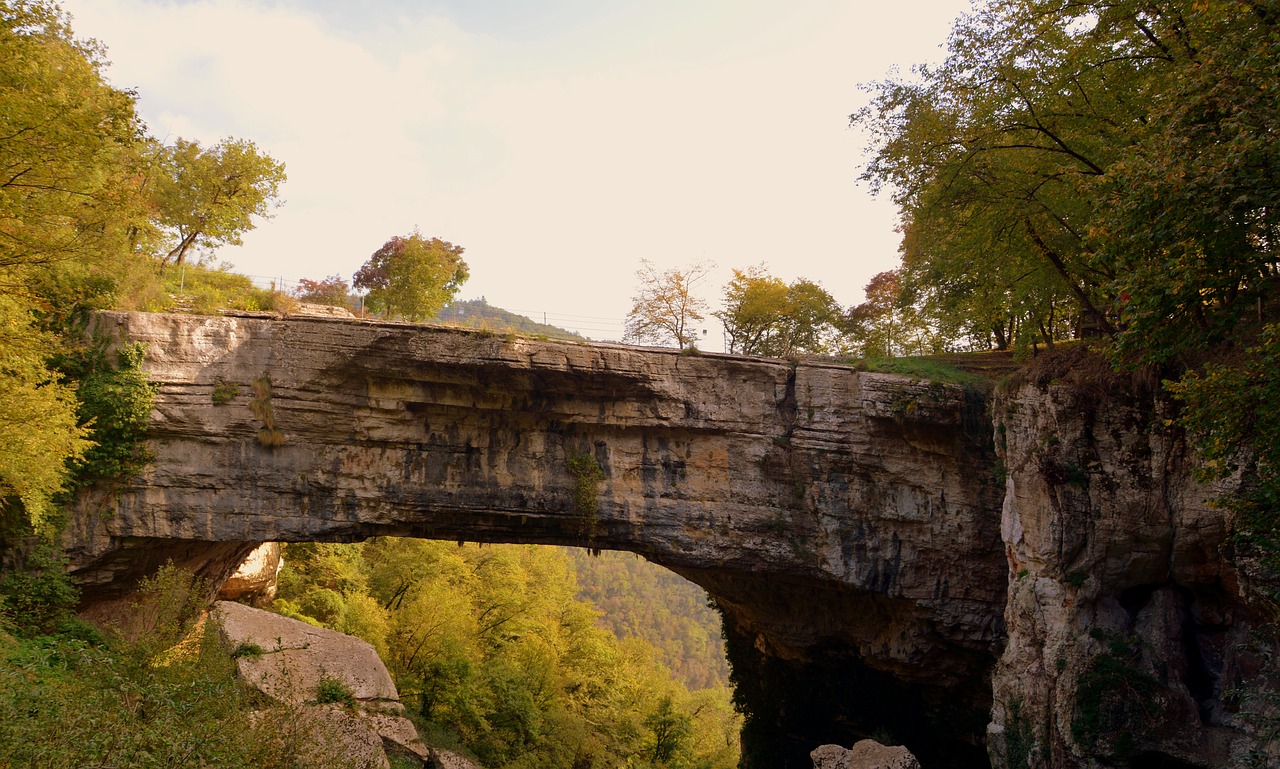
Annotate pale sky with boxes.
[60,0,969,345]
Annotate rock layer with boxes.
[74,310,1006,767]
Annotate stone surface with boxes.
[215,600,400,707]
[987,371,1267,769]
[215,600,433,767]
[69,310,1006,765]
[368,712,432,763]
[429,748,484,769]
[298,704,391,769]
[217,542,282,603]
[812,740,922,769]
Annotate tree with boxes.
[0,296,90,529]
[716,266,789,355]
[0,0,148,529]
[624,259,713,348]
[293,274,351,307]
[857,0,1280,363]
[644,695,692,765]
[0,0,147,280]
[153,137,286,266]
[715,265,843,357]
[353,230,469,321]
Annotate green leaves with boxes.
[354,230,469,322]
[153,137,287,267]
[858,0,1280,361]
[0,0,146,276]
[0,297,90,530]
[277,539,742,769]
[715,265,842,357]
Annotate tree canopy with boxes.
[153,137,286,267]
[273,540,741,769]
[624,259,713,349]
[715,265,843,357]
[0,0,145,280]
[353,230,469,321]
[857,0,1280,360]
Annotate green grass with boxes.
[851,355,988,387]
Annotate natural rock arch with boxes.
[71,311,1006,768]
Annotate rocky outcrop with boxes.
[217,542,282,603]
[986,365,1271,769]
[215,600,431,766]
[812,740,922,769]
[73,310,1005,768]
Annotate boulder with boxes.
[214,600,432,766]
[430,748,485,769]
[811,740,921,769]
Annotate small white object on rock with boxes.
[811,739,922,769]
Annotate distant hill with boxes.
[564,548,730,691]
[436,298,586,342]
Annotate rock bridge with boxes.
[73,311,1006,768]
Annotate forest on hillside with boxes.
[270,540,740,769]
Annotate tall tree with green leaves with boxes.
[715,265,843,357]
[0,0,147,282]
[0,0,148,529]
[353,230,469,321]
[858,0,1280,359]
[153,137,286,267]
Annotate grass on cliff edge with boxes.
[849,350,1018,388]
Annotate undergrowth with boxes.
[0,563,364,768]
[851,355,985,387]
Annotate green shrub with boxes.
[565,448,605,538]
[61,341,157,489]
[211,379,238,405]
[315,674,356,707]
[230,642,265,659]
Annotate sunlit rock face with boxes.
[72,310,1007,767]
[988,371,1267,769]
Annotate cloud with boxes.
[60,0,968,342]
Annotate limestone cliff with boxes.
[79,311,1280,768]
[987,361,1273,769]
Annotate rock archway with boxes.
[71,311,1006,767]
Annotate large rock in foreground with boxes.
[214,601,432,766]
[812,740,922,769]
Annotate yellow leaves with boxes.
[624,259,713,349]
[0,296,91,529]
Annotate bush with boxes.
[315,674,356,707]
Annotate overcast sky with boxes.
[60,0,969,344]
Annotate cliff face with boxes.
[988,368,1270,769]
[72,312,1268,769]
[74,311,1006,767]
